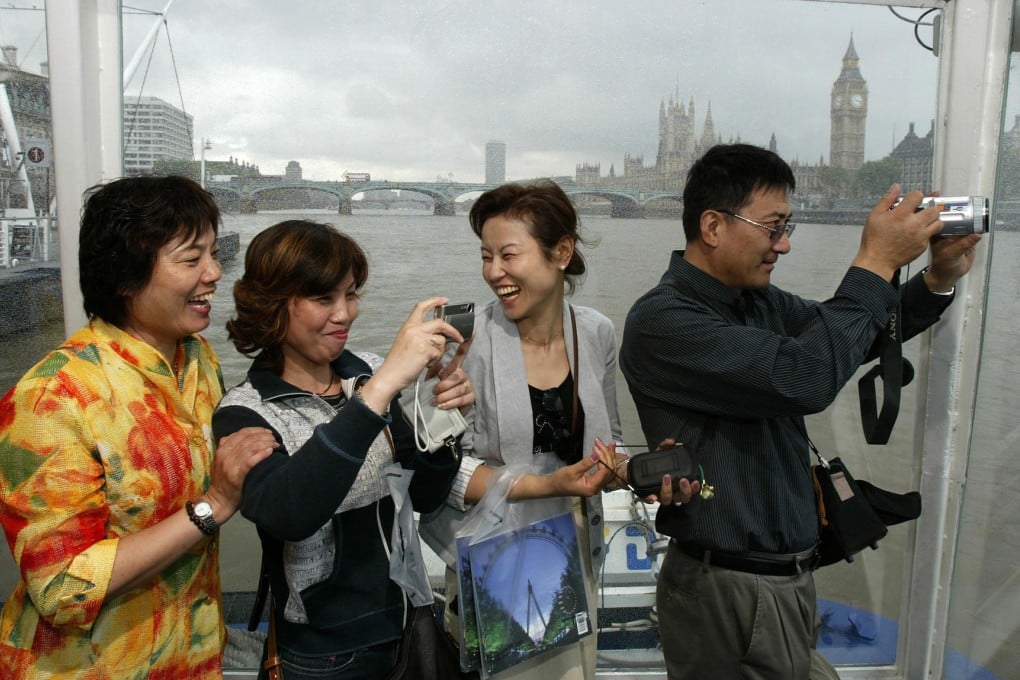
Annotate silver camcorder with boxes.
[895,195,989,236]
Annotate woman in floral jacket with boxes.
[0,176,276,679]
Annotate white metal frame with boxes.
[41,1,1015,678]
[902,1,1013,679]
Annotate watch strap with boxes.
[186,499,219,536]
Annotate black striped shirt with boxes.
[619,251,952,554]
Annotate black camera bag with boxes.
[812,457,921,567]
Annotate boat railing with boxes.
[0,211,58,268]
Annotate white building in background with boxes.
[123,96,194,175]
[485,140,505,184]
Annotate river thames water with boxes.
[0,209,1016,675]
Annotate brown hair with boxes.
[227,220,368,374]
[468,180,590,294]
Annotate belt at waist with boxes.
[672,540,818,576]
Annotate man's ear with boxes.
[700,210,725,247]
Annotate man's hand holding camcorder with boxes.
[853,185,944,283]
[925,230,982,293]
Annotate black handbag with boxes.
[811,455,922,567]
[386,603,479,680]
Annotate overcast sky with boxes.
[1,0,944,183]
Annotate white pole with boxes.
[200,137,210,189]
[46,0,124,335]
[123,0,176,89]
[904,0,1013,678]
[0,85,37,217]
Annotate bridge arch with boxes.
[204,178,679,217]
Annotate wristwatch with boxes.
[186,498,219,536]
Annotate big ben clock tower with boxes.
[830,35,867,171]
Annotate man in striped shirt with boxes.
[620,143,982,680]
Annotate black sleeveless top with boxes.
[528,372,585,464]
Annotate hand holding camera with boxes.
[854,186,952,282]
[392,300,476,453]
[358,297,471,415]
[898,195,988,237]
[434,302,475,341]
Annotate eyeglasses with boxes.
[718,209,796,242]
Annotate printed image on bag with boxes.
[467,511,591,676]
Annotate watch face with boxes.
[194,501,213,518]
[851,94,864,108]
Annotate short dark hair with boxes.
[227,220,368,374]
[468,180,589,294]
[78,175,220,326]
[682,144,796,242]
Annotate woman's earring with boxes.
[559,264,566,271]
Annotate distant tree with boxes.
[817,166,853,205]
[151,158,199,180]
[855,158,901,198]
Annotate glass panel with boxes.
[943,55,1020,680]
[3,2,1003,678]
[0,1,61,605]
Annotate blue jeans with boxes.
[257,640,400,680]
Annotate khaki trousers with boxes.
[657,541,840,680]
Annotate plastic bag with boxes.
[384,462,434,607]
[454,458,592,676]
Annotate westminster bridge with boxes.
[204,177,683,218]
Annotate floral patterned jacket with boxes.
[0,319,226,679]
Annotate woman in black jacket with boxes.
[213,220,473,679]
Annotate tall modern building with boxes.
[829,36,868,171]
[123,96,194,175]
[485,140,506,184]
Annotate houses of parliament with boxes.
[574,36,937,208]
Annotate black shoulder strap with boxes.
[248,551,269,632]
[856,269,914,445]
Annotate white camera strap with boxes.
[397,375,467,455]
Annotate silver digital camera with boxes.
[896,195,989,236]
[435,302,474,340]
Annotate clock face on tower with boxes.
[834,94,842,107]
[851,93,864,108]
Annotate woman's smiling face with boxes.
[480,214,566,323]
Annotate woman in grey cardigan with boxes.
[421,181,649,680]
